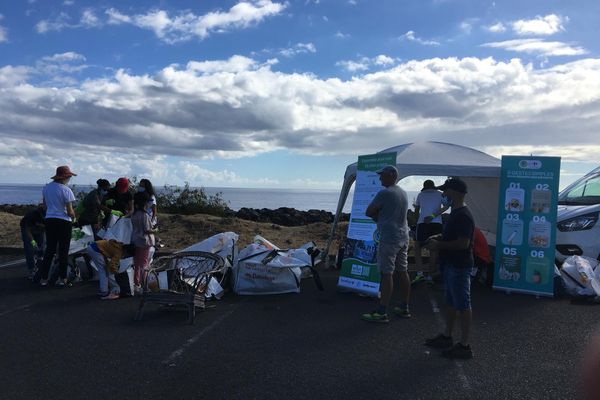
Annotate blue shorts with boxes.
[443,264,471,310]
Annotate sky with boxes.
[1,0,600,191]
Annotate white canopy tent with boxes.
[323,141,502,260]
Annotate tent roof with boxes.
[344,141,501,180]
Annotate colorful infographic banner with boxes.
[493,156,561,297]
[338,152,397,296]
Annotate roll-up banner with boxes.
[493,156,561,297]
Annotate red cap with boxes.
[116,177,129,194]
[51,166,77,180]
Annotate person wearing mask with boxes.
[38,166,77,287]
[361,165,411,323]
[20,204,46,279]
[131,192,156,295]
[138,179,158,228]
[77,179,112,234]
[424,178,475,359]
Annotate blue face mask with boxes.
[138,187,145,193]
[441,195,452,207]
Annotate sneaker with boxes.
[361,311,390,323]
[393,307,412,318]
[425,333,453,349]
[133,285,143,296]
[442,343,473,359]
[39,279,49,287]
[97,291,109,298]
[411,274,426,286]
[101,293,119,300]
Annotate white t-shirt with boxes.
[146,194,157,225]
[43,182,76,221]
[415,189,443,224]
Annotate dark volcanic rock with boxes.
[234,207,347,226]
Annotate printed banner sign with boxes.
[337,152,397,296]
[493,156,561,297]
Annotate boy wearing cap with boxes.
[424,177,475,359]
[362,165,411,323]
[103,177,133,218]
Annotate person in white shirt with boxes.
[413,180,449,283]
[38,166,77,287]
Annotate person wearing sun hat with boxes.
[37,166,77,287]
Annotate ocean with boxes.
[0,184,419,213]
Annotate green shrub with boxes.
[156,182,231,216]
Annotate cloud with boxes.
[400,31,440,46]
[486,22,506,33]
[482,39,587,57]
[2,55,600,182]
[279,43,316,58]
[337,55,399,72]
[105,1,287,43]
[180,161,280,186]
[0,14,6,43]
[512,14,566,36]
[335,31,350,39]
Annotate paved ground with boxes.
[0,261,597,400]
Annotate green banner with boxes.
[338,152,397,296]
[493,156,561,297]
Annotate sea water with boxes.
[0,184,419,213]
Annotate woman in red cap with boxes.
[38,166,77,287]
[103,177,133,221]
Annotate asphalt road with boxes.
[0,261,596,400]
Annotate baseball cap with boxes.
[375,165,398,178]
[115,177,130,194]
[436,178,468,194]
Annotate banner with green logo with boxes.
[493,156,561,297]
[337,152,397,296]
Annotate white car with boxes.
[555,166,600,264]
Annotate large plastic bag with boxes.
[69,225,94,254]
[232,236,318,295]
[100,218,133,244]
[560,255,600,297]
[179,232,238,264]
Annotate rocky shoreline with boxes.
[0,204,350,227]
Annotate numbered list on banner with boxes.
[493,156,561,297]
[337,152,397,296]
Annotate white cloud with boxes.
[486,22,506,33]
[460,21,473,35]
[80,9,100,28]
[0,14,6,43]
[180,162,280,186]
[512,14,566,36]
[482,39,587,57]
[279,43,316,57]
[337,55,399,72]
[400,30,440,46]
[2,55,600,183]
[63,0,74,5]
[335,31,350,39]
[105,1,287,43]
[36,9,102,33]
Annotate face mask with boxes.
[441,195,452,207]
[100,189,108,196]
[138,187,145,193]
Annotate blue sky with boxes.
[1,0,599,190]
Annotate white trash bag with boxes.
[560,255,600,297]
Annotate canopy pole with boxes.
[321,176,355,267]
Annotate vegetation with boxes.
[156,182,231,216]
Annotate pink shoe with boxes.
[101,293,119,300]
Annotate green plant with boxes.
[156,182,230,216]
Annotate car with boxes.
[555,166,600,264]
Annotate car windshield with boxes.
[558,173,600,205]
